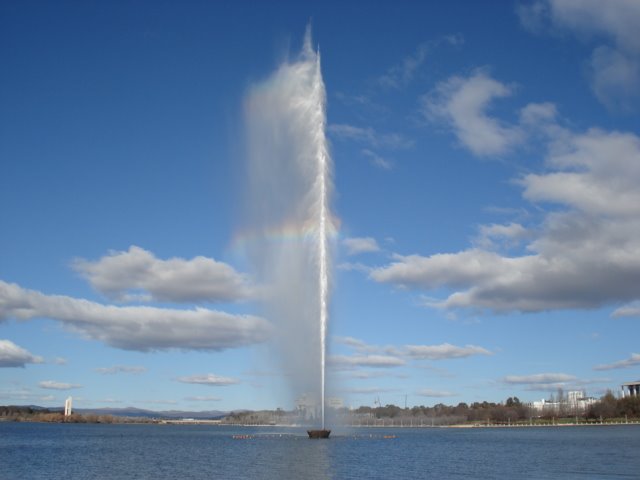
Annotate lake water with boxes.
[1,423,639,479]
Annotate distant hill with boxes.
[23,405,63,412]
[75,407,230,419]
[6,405,230,420]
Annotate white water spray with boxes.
[315,50,330,429]
[243,28,334,428]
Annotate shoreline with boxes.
[219,420,640,429]
[4,417,640,429]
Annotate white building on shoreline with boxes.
[531,390,596,414]
[621,381,640,397]
[64,396,73,416]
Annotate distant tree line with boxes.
[351,397,530,425]
[0,406,151,424]
[349,392,640,425]
[586,391,640,420]
[4,392,639,425]
[220,393,640,426]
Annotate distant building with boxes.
[621,381,640,397]
[296,393,319,420]
[567,390,597,411]
[531,391,596,414]
[531,398,558,413]
[295,394,345,420]
[64,396,73,416]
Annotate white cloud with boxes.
[593,353,640,371]
[423,70,523,156]
[519,101,558,126]
[328,123,373,142]
[340,386,399,395]
[405,343,492,360]
[589,46,640,111]
[95,365,147,375]
[0,388,61,404]
[335,336,381,354]
[140,399,178,405]
[345,370,398,380]
[516,1,551,33]
[372,127,640,313]
[0,339,44,368]
[475,222,529,250]
[612,302,640,318]
[337,262,372,274]
[334,92,382,110]
[519,0,640,52]
[39,380,82,390]
[333,337,492,367]
[523,129,640,216]
[328,123,411,170]
[0,280,272,352]
[379,43,430,89]
[372,250,504,290]
[519,0,640,109]
[53,357,67,365]
[334,336,374,351]
[328,124,414,150]
[373,241,640,313]
[0,388,34,403]
[416,389,456,398]
[72,245,252,303]
[504,373,576,385]
[361,149,394,170]
[479,223,527,239]
[545,0,640,52]
[342,237,381,255]
[378,35,463,88]
[502,372,591,391]
[329,354,406,369]
[185,395,222,401]
[176,374,239,386]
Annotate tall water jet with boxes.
[242,27,334,431]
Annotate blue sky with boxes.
[2,0,640,412]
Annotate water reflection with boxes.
[277,436,332,480]
[3,424,640,480]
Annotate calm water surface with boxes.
[1,423,639,479]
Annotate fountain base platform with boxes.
[307,429,331,439]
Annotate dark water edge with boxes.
[1,423,639,479]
